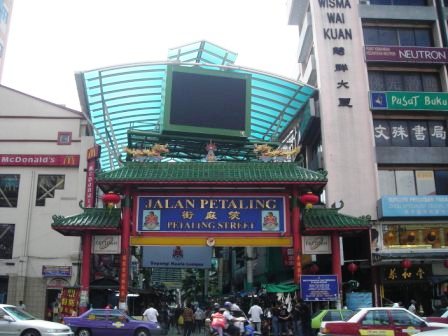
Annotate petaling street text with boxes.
[144,198,278,210]
[167,221,256,230]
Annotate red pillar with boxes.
[331,232,343,301]
[79,232,92,313]
[118,187,131,310]
[292,188,302,285]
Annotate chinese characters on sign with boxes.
[373,120,447,147]
[60,287,80,317]
[136,196,287,233]
[319,0,354,109]
[383,265,430,282]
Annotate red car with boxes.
[318,307,448,336]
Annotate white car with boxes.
[413,328,448,335]
[0,304,73,336]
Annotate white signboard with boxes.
[92,235,121,254]
[302,235,331,254]
[142,246,212,269]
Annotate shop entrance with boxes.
[383,282,433,315]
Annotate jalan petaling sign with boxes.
[370,91,448,111]
[136,195,287,233]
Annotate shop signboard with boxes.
[42,266,72,277]
[0,154,80,167]
[136,195,287,234]
[378,195,448,218]
[300,275,339,301]
[302,236,331,254]
[365,46,448,64]
[60,287,80,317]
[370,91,448,111]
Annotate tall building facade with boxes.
[0,0,13,81]
[0,85,93,318]
[288,0,448,313]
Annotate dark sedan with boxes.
[63,309,166,336]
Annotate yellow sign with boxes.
[112,321,125,328]
[130,236,292,247]
[359,329,394,336]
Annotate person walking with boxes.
[408,300,417,314]
[291,302,303,336]
[277,304,290,336]
[194,306,206,334]
[297,300,311,336]
[183,303,195,336]
[143,303,159,323]
[248,299,263,332]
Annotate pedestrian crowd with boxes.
[141,297,313,336]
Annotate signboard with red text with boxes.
[0,154,80,167]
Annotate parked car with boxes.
[425,308,448,324]
[0,303,74,336]
[311,308,354,333]
[318,307,448,336]
[63,308,166,336]
[413,328,448,335]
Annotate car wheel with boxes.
[21,330,40,336]
[77,328,91,336]
[135,328,150,336]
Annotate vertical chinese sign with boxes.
[85,145,101,208]
[59,287,80,317]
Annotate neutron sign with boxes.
[300,275,339,301]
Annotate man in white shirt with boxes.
[143,304,159,323]
[248,300,263,332]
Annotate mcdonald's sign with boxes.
[0,154,80,167]
[87,145,101,161]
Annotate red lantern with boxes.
[444,260,448,268]
[102,191,121,209]
[347,262,358,275]
[299,192,319,209]
[310,264,319,274]
[401,259,412,269]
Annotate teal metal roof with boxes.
[76,40,315,171]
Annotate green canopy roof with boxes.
[76,40,316,171]
[95,161,327,187]
[302,206,371,232]
[51,208,121,236]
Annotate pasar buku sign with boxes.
[0,154,80,167]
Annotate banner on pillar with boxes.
[302,236,331,254]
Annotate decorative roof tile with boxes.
[51,208,121,235]
[96,162,328,184]
[302,207,371,231]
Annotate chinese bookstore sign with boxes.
[136,196,286,233]
[378,195,448,218]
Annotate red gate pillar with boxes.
[331,232,343,304]
[79,232,92,313]
[118,187,131,310]
[292,188,302,285]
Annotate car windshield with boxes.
[3,306,36,320]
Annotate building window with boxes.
[382,223,447,248]
[369,0,427,5]
[368,71,441,92]
[373,120,447,147]
[378,169,448,196]
[0,175,20,208]
[36,175,65,206]
[363,26,433,46]
[0,224,14,259]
